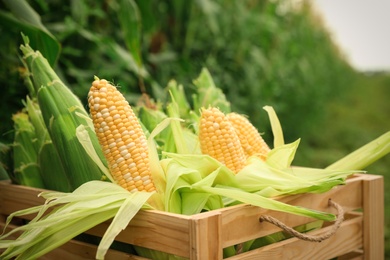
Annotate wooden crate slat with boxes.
[0,223,145,260]
[88,210,192,258]
[226,214,363,260]
[219,174,364,247]
[0,181,46,218]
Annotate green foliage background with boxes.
[0,0,388,256]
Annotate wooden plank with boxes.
[189,211,223,260]
[0,223,147,260]
[362,175,384,260]
[337,250,364,260]
[219,174,364,247]
[92,210,191,258]
[0,181,46,218]
[227,214,363,260]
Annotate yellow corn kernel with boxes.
[199,107,246,173]
[88,78,155,192]
[227,112,270,161]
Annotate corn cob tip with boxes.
[227,112,270,161]
[88,79,156,193]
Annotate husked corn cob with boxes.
[88,79,155,192]
[199,107,246,173]
[227,113,270,161]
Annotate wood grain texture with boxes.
[190,211,222,260]
[0,223,147,260]
[226,214,363,260]
[363,175,384,260]
[218,174,365,248]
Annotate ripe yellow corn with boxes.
[88,79,155,192]
[227,112,270,161]
[199,107,246,173]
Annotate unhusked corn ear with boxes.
[199,107,246,173]
[227,113,270,161]
[88,78,155,192]
[21,42,106,190]
[12,112,45,188]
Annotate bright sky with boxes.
[314,0,390,71]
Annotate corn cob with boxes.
[88,78,155,192]
[20,41,106,190]
[227,112,270,161]
[25,97,71,192]
[12,112,45,188]
[199,107,246,173]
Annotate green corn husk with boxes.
[25,96,71,192]
[192,67,231,114]
[24,96,48,149]
[12,112,45,188]
[20,38,106,190]
[167,80,191,121]
[39,141,71,192]
[326,131,390,171]
[0,142,12,181]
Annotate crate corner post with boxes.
[189,211,223,260]
[362,174,384,260]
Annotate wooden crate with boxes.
[0,173,384,260]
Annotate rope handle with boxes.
[259,199,344,243]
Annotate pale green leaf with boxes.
[266,139,300,168]
[263,106,284,148]
[199,186,336,221]
[97,192,153,259]
[75,125,113,182]
[326,131,390,170]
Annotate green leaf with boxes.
[114,0,143,68]
[266,139,300,169]
[263,106,284,148]
[75,125,112,183]
[200,186,336,221]
[1,0,60,66]
[192,68,231,113]
[97,192,153,259]
[326,131,390,170]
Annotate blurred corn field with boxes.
[0,0,389,256]
[0,0,355,144]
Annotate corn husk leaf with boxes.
[75,124,113,183]
[0,143,12,181]
[162,153,344,221]
[25,96,48,149]
[38,140,71,192]
[167,80,191,120]
[192,68,231,114]
[12,112,45,188]
[263,105,284,148]
[326,131,390,170]
[0,181,153,260]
